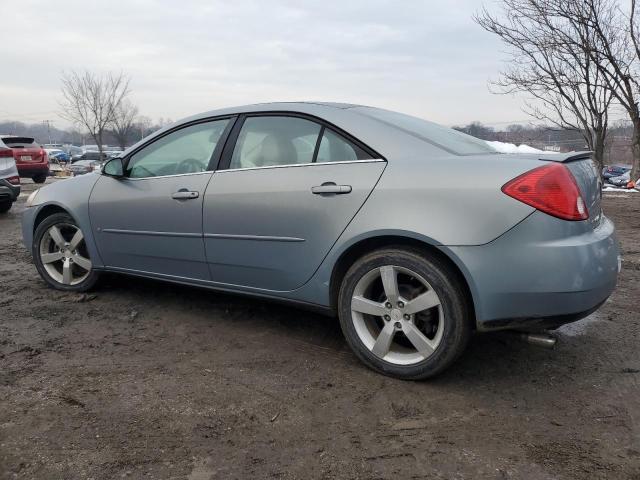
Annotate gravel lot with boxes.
[1,178,639,479]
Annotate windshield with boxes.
[354,107,497,156]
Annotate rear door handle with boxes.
[311,183,352,195]
[171,190,199,200]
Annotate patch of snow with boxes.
[603,186,638,193]
[485,140,545,154]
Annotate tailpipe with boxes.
[519,332,557,349]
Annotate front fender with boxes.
[21,174,104,268]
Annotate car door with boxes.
[203,114,386,291]
[90,118,233,280]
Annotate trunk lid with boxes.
[541,151,602,227]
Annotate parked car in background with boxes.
[608,170,632,187]
[0,138,21,213]
[21,102,620,380]
[69,159,101,176]
[602,164,632,180]
[1,136,49,183]
[80,151,109,162]
[45,149,71,163]
[66,145,84,162]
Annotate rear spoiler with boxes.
[538,151,593,163]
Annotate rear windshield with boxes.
[354,107,497,156]
[2,137,39,148]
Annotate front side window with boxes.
[126,119,229,178]
[230,116,322,169]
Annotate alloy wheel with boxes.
[350,265,444,366]
[38,223,92,286]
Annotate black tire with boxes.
[32,174,47,184]
[338,247,471,380]
[32,212,99,292]
[0,200,12,213]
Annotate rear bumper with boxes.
[17,163,49,176]
[0,179,20,202]
[449,212,619,331]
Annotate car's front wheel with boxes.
[33,213,99,291]
[338,247,471,380]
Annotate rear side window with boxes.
[354,107,496,156]
[2,137,39,148]
[229,116,375,169]
[230,116,322,169]
[316,129,372,163]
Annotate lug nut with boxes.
[385,302,392,309]
[404,314,410,320]
[384,315,391,321]
[397,301,404,308]
[394,322,402,329]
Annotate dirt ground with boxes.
[1,179,639,480]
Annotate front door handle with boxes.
[311,182,352,195]
[171,190,199,200]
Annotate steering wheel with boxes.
[176,158,205,174]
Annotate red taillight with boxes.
[7,176,20,185]
[502,163,588,221]
[0,148,12,158]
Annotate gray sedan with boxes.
[21,102,619,379]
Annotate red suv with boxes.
[1,136,49,183]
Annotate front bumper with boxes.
[21,205,37,252]
[0,179,20,202]
[449,211,619,331]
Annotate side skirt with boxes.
[93,266,335,317]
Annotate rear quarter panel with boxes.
[341,152,538,246]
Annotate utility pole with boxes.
[42,120,53,145]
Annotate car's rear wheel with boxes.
[0,200,12,213]
[338,247,471,380]
[32,174,47,184]
[33,213,99,291]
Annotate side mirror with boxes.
[102,157,124,178]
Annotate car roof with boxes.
[166,102,401,156]
[130,102,484,161]
[183,101,364,121]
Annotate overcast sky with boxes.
[0,0,531,129]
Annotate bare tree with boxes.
[476,0,614,170]
[109,99,139,149]
[59,70,130,158]
[572,0,640,180]
[136,115,153,140]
